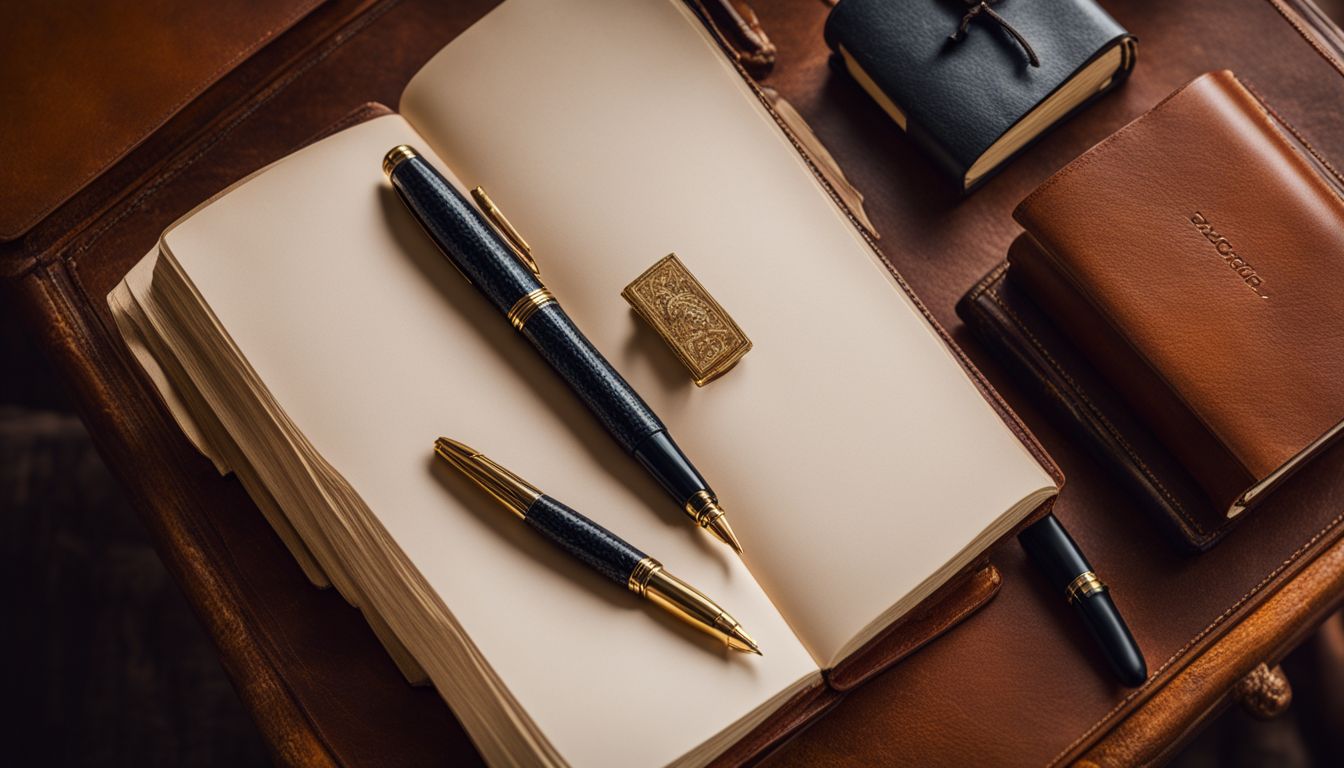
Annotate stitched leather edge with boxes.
[1046,0,1344,746]
[1049,508,1344,766]
[982,282,1204,537]
[1242,78,1344,191]
[1268,0,1344,76]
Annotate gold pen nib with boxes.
[705,513,743,554]
[687,493,743,553]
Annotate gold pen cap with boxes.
[383,144,419,178]
[434,437,542,519]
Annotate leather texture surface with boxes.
[524,495,646,586]
[1010,70,1344,516]
[392,152,667,452]
[959,260,1228,551]
[523,305,665,452]
[823,0,1130,185]
[0,0,328,241]
[390,155,542,313]
[4,0,1344,766]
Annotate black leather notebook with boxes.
[824,0,1135,191]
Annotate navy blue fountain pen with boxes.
[1020,515,1147,687]
[386,146,741,553]
[434,437,759,653]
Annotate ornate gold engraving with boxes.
[621,254,752,386]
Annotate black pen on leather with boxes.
[1019,515,1147,687]
[385,146,743,553]
[434,437,760,654]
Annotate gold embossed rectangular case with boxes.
[622,253,752,386]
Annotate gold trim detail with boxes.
[1066,571,1107,603]
[621,253,752,386]
[471,186,541,278]
[685,490,723,527]
[382,144,419,178]
[507,288,556,330]
[685,490,741,551]
[433,438,542,519]
[627,556,663,595]
[642,567,759,653]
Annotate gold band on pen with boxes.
[685,490,725,527]
[382,144,418,177]
[626,555,760,653]
[507,287,556,330]
[1066,571,1107,603]
[627,556,663,595]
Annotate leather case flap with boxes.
[0,0,325,240]
[959,260,1231,550]
[708,680,838,767]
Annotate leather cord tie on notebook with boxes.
[949,1,1041,68]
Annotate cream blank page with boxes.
[401,0,1055,666]
[163,115,819,768]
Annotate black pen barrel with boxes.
[1019,514,1090,585]
[388,147,738,548]
[387,148,727,525]
[1020,515,1147,687]
[524,495,647,587]
[1072,591,1147,687]
[387,153,541,312]
[388,153,666,452]
[632,431,711,504]
[519,305,666,451]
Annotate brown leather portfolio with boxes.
[1012,71,1344,522]
[5,0,1344,765]
[963,70,1344,551]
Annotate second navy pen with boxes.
[434,437,760,654]
[1019,515,1147,687]
[385,145,742,552]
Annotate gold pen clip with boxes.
[472,186,541,278]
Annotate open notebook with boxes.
[109,0,1057,765]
